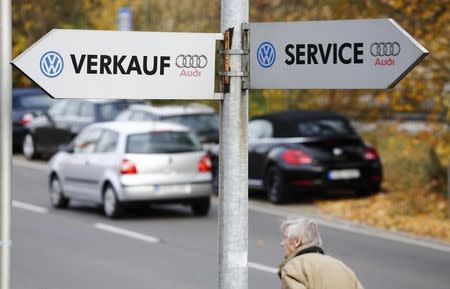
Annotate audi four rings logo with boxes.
[370,42,401,57]
[176,54,208,69]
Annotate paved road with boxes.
[11,158,450,289]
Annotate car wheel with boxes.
[191,197,210,216]
[264,166,288,204]
[49,175,69,208]
[22,133,39,160]
[103,185,123,219]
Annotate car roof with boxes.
[88,121,190,134]
[12,90,125,103]
[127,104,215,116]
[252,110,348,123]
[12,88,47,97]
[74,99,130,104]
[252,110,351,138]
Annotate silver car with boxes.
[48,121,212,218]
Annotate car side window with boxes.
[79,102,94,118]
[130,111,146,121]
[144,112,155,121]
[248,120,273,139]
[94,130,119,153]
[48,100,67,117]
[116,110,132,121]
[65,100,82,117]
[73,128,103,154]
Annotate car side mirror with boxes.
[59,144,74,154]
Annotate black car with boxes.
[12,88,57,152]
[115,104,219,144]
[22,99,139,159]
[210,110,382,203]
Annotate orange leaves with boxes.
[318,191,450,241]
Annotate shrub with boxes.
[360,124,446,193]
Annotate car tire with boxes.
[49,175,69,209]
[191,197,210,216]
[264,166,288,204]
[22,133,40,160]
[103,185,123,219]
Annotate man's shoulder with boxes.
[284,252,347,271]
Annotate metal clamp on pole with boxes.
[0,240,11,247]
[218,71,247,77]
[241,22,250,90]
[219,25,250,93]
[218,49,249,55]
[220,28,233,93]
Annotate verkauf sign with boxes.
[249,19,428,89]
[12,29,222,99]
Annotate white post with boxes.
[0,0,12,288]
[219,1,249,289]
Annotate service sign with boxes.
[12,29,222,99]
[249,19,428,89]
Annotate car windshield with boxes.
[126,131,202,154]
[13,94,54,109]
[98,102,130,121]
[296,119,356,137]
[161,114,219,133]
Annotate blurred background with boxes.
[12,0,449,240]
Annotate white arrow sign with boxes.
[12,29,222,99]
[249,19,428,89]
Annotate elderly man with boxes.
[278,218,364,289]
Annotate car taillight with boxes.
[198,154,212,172]
[282,149,312,165]
[121,159,137,174]
[364,147,379,160]
[19,113,34,126]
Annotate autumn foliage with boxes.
[13,1,449,120]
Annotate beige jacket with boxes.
[278,245,364,289]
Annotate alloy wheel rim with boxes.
[50,179,61,205]
[23,135,34,157]
[104,189,116,216]
[270,170,280,194]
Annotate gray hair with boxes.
[281,218,323,247]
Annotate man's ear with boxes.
[294,237,302,248]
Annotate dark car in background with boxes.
[12,88,56,152]
[115,104,220,146]
[22,99,139,159]
[210,110,383,203]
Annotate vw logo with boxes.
[370,42,401,57]
[257,42,276,68]
[176,54,208,69]
[40,51,64,78]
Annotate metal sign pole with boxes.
[0,0,12,288]
[219,1,249,289]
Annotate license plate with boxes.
[154,184,192,194]
[328,169,360,180]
